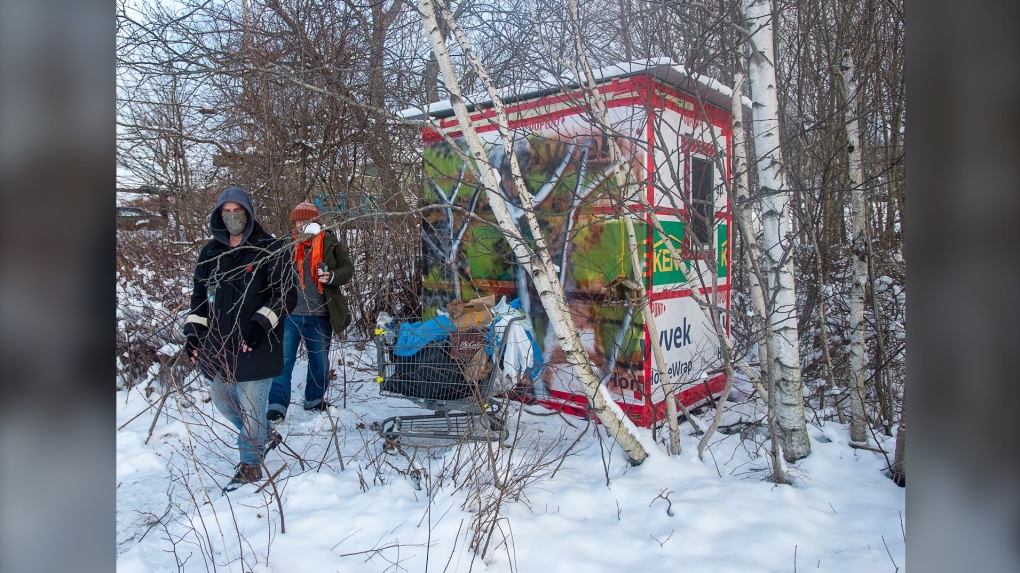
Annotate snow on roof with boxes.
[399,57,752,120]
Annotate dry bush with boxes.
[116,224,196,390]
[333,213,422,336]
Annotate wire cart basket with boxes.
[375,316,524,443]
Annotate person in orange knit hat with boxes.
[267,201,354,422]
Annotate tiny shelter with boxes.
[402,59,743,426]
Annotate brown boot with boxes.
[223,463,262,492]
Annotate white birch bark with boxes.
[730,71,769,361]
[840,49,869,444]
[691,67,784,480]
[490,0,693,457]
[742,0,810,461]
[420,0,648,465]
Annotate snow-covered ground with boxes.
[116,344,905,572]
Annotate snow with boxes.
[117,346,905,572]
[400,58,753,121]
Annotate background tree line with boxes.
[116,0,905,479]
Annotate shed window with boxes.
[689,156,714,246]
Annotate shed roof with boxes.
[399,57,752,121]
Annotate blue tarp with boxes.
[392,315,455,357]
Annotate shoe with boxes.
[266,410,285,423]
[304,401,329,412]
[223,463,262,492]
[262,429,284,458]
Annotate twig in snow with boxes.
[882,535,899,572]
[649,489,675,516]
[339,541,423,558]
[143,380,174,445]
[441,519,464,573]
[849,442,887,454]
[650,529,674,547]
[253,465,285,494]
[118,396,162,431]
[254,464,287,533]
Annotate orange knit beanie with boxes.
[290,201,320,223]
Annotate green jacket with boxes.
[319,230,355,334]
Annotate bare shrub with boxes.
[116,224,196,391]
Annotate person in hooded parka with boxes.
[182,186,295,492]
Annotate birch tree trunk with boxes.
[420,0,648,465]
[742,0,810,461]
[840,48,870,444]
[722,68,787,482]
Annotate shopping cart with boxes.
[374,316,524,443]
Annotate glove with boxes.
[185,335,201,356]
[242,322,266,350]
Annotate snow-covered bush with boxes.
[116,225,196,390]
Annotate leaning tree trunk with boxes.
[840,48,870,444]
[522,0,689,454]
[420,0,648,465]
[561,0,683,455]
[530,0,749,457]
[742,0,810,462]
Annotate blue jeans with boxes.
[269,314,333,417]
[208,373,271,467]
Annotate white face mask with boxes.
[302,222,321,235]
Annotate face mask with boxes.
[302,222,321,235]
[223,210,248,236]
